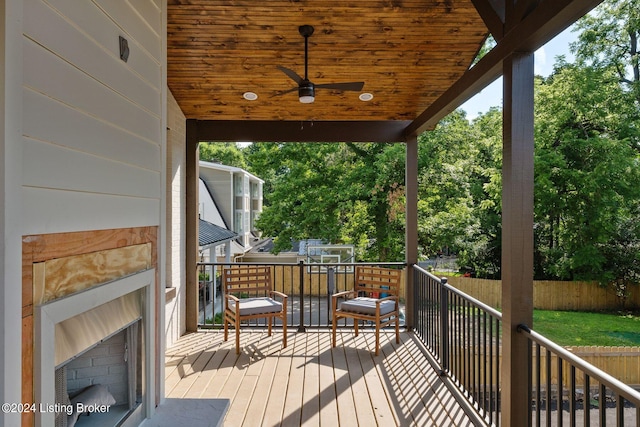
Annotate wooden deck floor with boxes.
[164,329,479,427]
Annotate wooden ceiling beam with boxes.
[191,120,411,143]
[470,0,505,40]
[404,0,604,137]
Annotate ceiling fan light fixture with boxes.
[359,93,374,101]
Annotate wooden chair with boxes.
[332,266,402,356]
[222,265,287,354]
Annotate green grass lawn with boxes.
[533,310,640,347]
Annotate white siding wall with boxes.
[200,168,234,229]
[2,1,26,423]
[165,91,185,348]
[22,0,163,235]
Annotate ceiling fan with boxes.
[275,25,365,104]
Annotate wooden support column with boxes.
[404,134,418,329]
[185,119,199,332]
[501,51,534,426]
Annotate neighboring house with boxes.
[199,161,264,256]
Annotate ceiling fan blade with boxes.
[271,86,299,97]
[314,81,365,92]
[276,66,304,85]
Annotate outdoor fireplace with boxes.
[35,269,155,427]
[55,322,140,427]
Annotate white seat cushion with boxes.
[339,297,396,316]
[229,297,283,316]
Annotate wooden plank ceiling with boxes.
[167,0,488,122]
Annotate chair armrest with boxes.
[270,290,288,300]
[377,295,398,303]
[332,290,356,299]
[225,294,240,302]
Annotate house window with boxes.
[251,182,259,199]
[251,211,260,230]
[234,210,243,234]
[234,175,243,196]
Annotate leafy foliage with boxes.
[244,142,405,261]
[571,0,640,104]
[199,142,247,168]
[534,60,640,292]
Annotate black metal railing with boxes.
[413,265,502,425]
[196,261,405,329]
[413,265,640,427]
[519,324,640,427]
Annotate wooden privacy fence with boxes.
[556,346,640,387]
[458,345,640,388]
[446,277,640,311]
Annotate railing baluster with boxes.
[496,319,501,427]
[482,311,487,416]
[616,394,623,427]
[546,349,552,427]
[440,280,449,373]
[584,374,590,427]
[298,260,306,332]
[489,315,494,426]
[600,383,606,427]
[570,365,576,427]
[535,343,541,427]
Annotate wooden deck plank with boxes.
[241,333,279,427]
[386,332,442,425]
[317,332,340,427]
[261,331,297,427]
[357,332,399,426]
[167,349,216,398]
[280,333,307,427]
[184,342,230,398]
[165,341,215,397]
[343,333,379,426]
[330,332,360,426]
[377,333,421,425]
[300,331,320,427]
[163,330,477,427]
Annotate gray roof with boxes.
[199,218,238,247]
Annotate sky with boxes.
[460,26,579,120]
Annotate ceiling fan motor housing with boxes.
[298,80,315,103]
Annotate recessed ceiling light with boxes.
[359,93,374,101]
[243,92,258,101]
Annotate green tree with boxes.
[245,142,406,262]
[199,142,247,169]
[416,109,503,277]
[572,0,640,105]
[534,62,640,285]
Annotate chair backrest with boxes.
[354,266,402,298]
[222,266,272,297]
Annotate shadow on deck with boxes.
[164,329,485,426]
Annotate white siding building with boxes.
[199,161,264,252]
